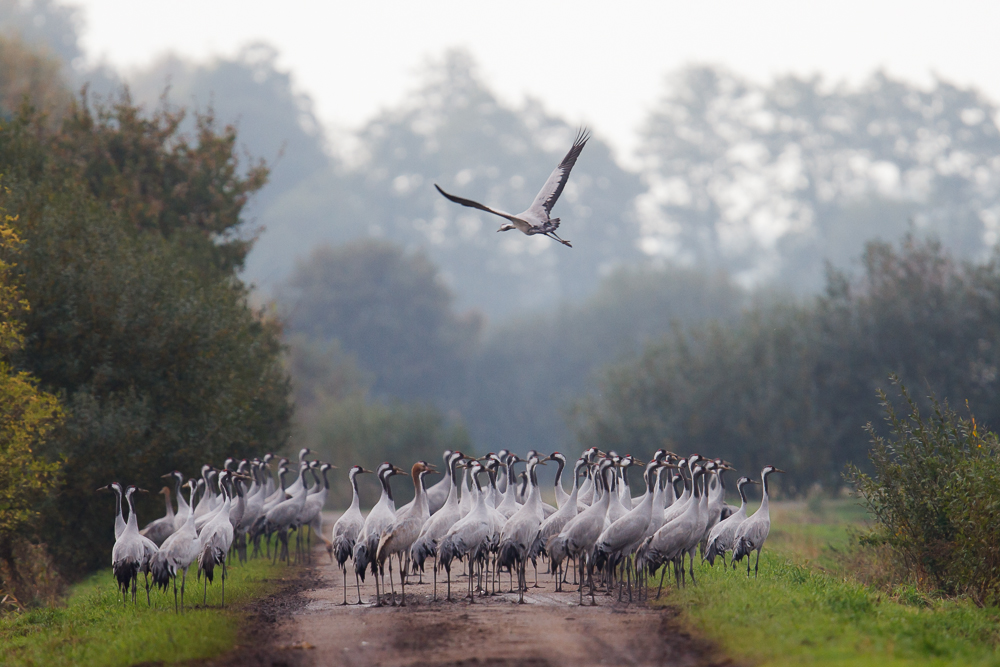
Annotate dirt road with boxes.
[232,556,728,667]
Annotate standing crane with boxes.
[549,458,614,605]
[549,452,571,509]
[497,454,549,603]
[198,471,235,606]
[732,465,784,577]
[704,476,757,566]
[354,463,405,606]
[331,465,372,604]
[539,457,586,591]
[594,459,666,602]
[150,480,201,612]
[423,449,454,515]
[139,486,176,546]
[376,461,438,606]
[438,461,491,602]
[110,485,158,606]
[411,452,466,600]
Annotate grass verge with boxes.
[0,552,295,667]
[655,499,1000,666]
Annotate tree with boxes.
[0,92,291,574]
[282,238,481,402]
[574,236,1000,491]
[638,67,1000,292]
[0,215,62,537]
[465,264,744,453]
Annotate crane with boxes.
[198,471,235,606]
[139,486,176,547]
[434,128,590,247]
[423,449,454,515]
[549,458,614,605]
[376,461,438,606]
[150,480,200,612]
[438,461,491,602]
[704,476,757,567]
[732,465,785,577]
[549,452,571,509]
[538,457,587,591]
[354,463,405,606]
[331,465,372,604]
[410,452,465,600]
[594,459,667,602]
[110,485,158,606]
[497,454,549,603]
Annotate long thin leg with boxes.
[221,561,226,608]
[400,560,407,607]
[181,568,187,613]
[355,570,363,605]
[754,549,760,578]
[388,558,396,606]
[341,567,348,605]
[656,564,666,599]
[173,573,179,613]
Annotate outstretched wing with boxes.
[435,184,516,221]
[528,127,590,217]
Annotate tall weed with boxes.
[847,376,1000,604]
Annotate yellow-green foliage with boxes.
[0,554,287,666]
[0,214,62,535]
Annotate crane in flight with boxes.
[434,128,591,248]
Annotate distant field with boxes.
[658,498,1000,666]
[0,552,290,667]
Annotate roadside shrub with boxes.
[847,376,1000,605]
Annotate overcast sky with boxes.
[76,0,1000,164]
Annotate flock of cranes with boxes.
[101,449,333,612]
[103,446,783,611]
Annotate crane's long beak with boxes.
[774,468,786,474]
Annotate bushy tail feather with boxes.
[150,553,172,591]
[547,535,568,568]
[437,535,462,572]
[112,560,138,595]
[352,541,369,581]
[333,535,354,569]
[731,536,750,563]
[198,545,224,583]
[410,536,437,572]
[496,540,520,571]
[703,538,719,566]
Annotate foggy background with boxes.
[5,0,1000,501]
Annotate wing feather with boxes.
[529,127,590,216]
[434,184,516,220]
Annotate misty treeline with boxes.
[6,1,1000,505]
[0,35,292,587]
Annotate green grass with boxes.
[655,499,1000,666]
[0,553,293,667]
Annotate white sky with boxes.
[74,0,1000,165]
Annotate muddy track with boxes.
[207,554,731,667]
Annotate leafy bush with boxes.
[848,377,1000,605]
[575,236,1000,491]
[0,88,291,576]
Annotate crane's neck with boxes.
[737,482,749,509]
[174,475,189,513]
[124,489,138,533]
[761,471,773,512]
[349,472,362,512]
[163,487,174,519]
[553,456,566,494]
[113,485,124,524]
